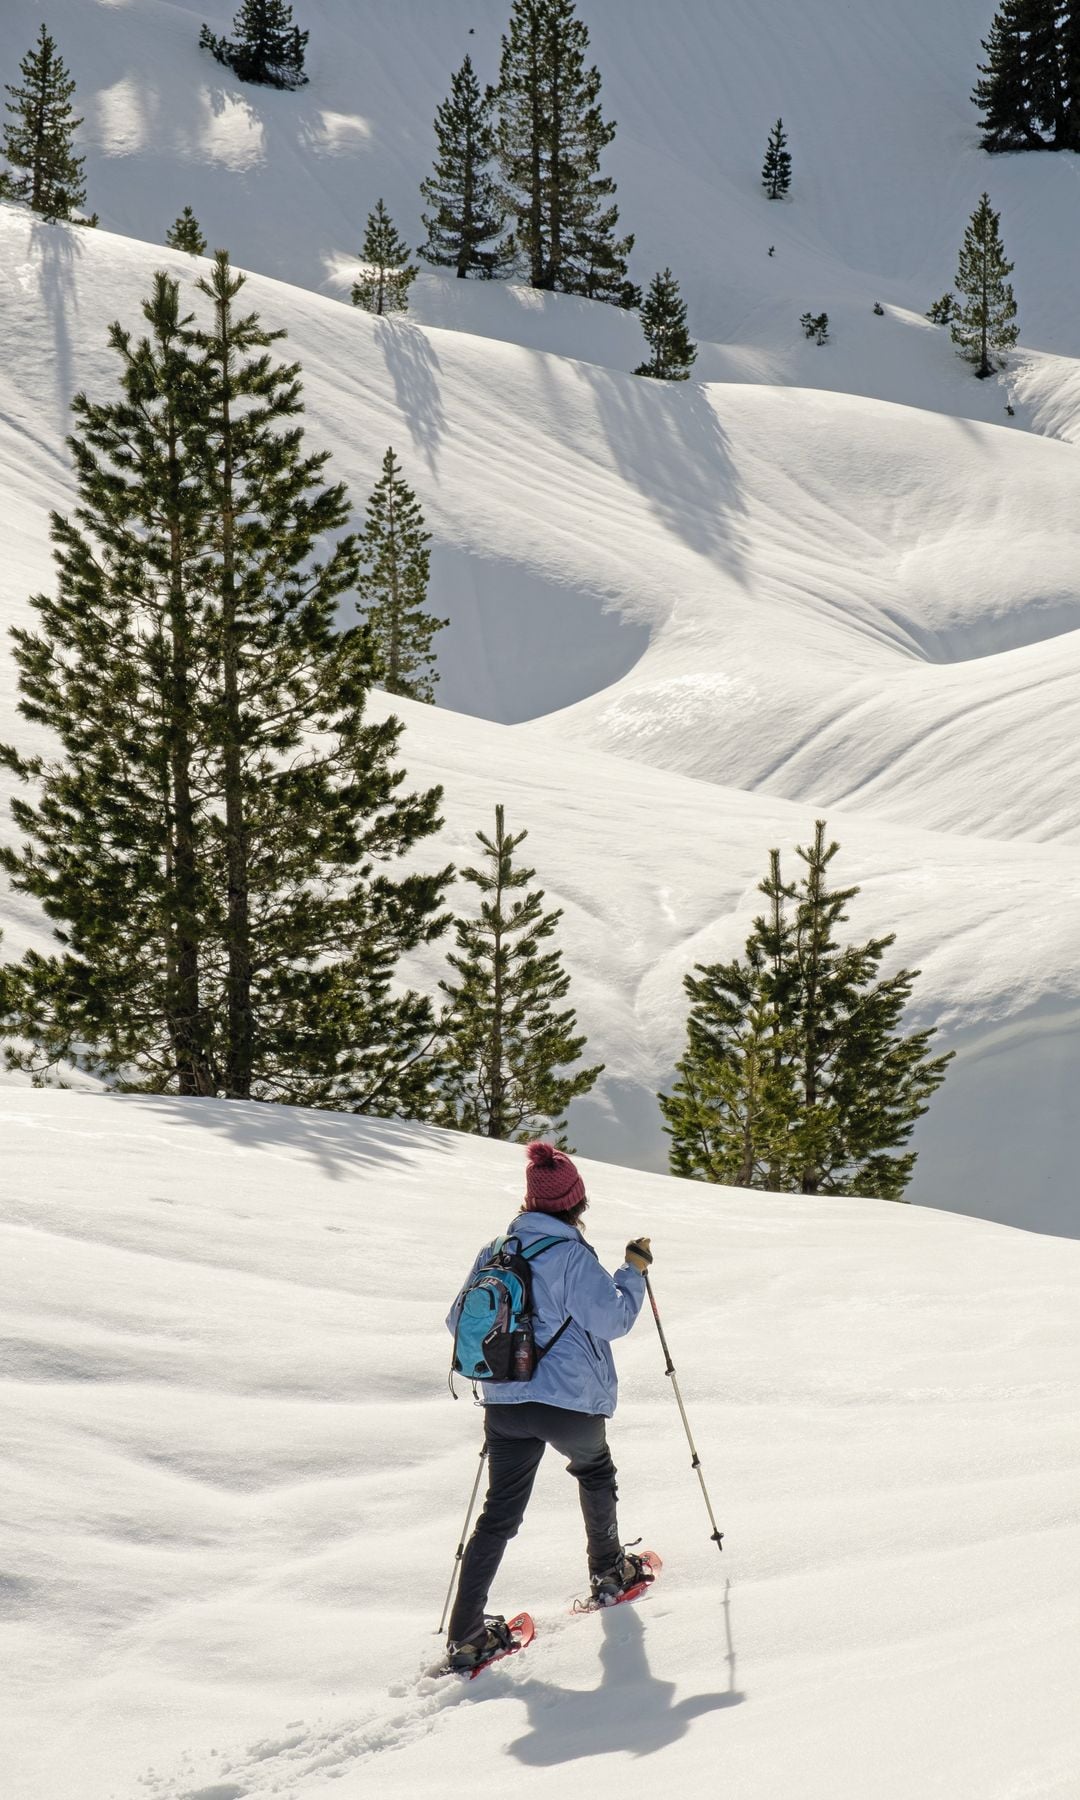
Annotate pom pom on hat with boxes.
[524,1140,587,1212]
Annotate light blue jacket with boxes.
[446,1210,646,1418]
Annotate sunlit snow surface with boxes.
[3,1095,1080,1800]
[4,3,1080,1796]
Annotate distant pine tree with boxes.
[0,261,450,1108]
[199,0,308,89]
[356,448,447,703]
[972,0,1076,149]
[926,292,959,325]
[166,206,208,255]
[437,804,603,1142]
[419,55,510,278]
[0,24,91,223]
[351,199,417,315]
[761,117,792,199]
[634,268,697,380]
[496,0,636,306]
[951,192,1018,377]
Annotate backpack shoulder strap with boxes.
[520,1234,565,1262]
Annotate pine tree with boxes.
[761,117,792,199]
[166,206,207,256]
[356,447,447,703]
[0,25,91,223]
[951,192,1018,377]
[660,826,951,1200]
[200,0,308,89]
[634,268,697,380]
[0,260,450,1109]
[972,0,1069,149]
[496,0,636,305]
[419,56,510,278]
[351,200,417,315]
[438,805,603,1142]
[926,292,959,325]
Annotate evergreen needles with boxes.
[0,260,450,1107]
[200,0,308,89]
[496,0,637,305]
[419,56,510,278]
[356,448,447,702]
[660,824,952,1200]
[166,207,207,256]
[761,118,792,199]
[951,193,1018,377]
[0,24,92,224]
[437,805,603,1142]
[352,200,417,315]
[634,269,697,380]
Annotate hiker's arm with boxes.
[564,1244,646,1342]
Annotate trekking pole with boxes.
[435,1440,488,1634]
[645,1272,724,1553]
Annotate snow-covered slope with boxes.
[2,205,1079,1230]
[4,1094,1080,1800]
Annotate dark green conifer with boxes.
[951,193,1018,377]
[660,825,951,1200]
[0,260,450,1109]
[761,117,792,198]
[973,0,1068,148]
[496,0,636,306]
[166,206,208,256]
[200,0,308,88]
[419,56,510,278]
[352,200,417,315]
[356,448,447,703]
[0,25,91,223]
[437,805,603,1143]
[634,268,697,380]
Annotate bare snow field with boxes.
[3,1094,1080,1800]
[3,3,1080,1791]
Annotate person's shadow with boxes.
[504,1581,743,1764]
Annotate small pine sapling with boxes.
[761,117,792,199]
[634,268,697,380]
[166,206,208,256]
[873,301,885,315]
[927,293,959,326]
[352,200,417,315]
[356,447,447,702]
[800,310,829,345]
[951,192,1018,378]
[0,24,92,223]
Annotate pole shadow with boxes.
[504,1589,743,1765]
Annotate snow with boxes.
[4,1,1080,1792]
[4,1092,1080,1800]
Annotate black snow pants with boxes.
[447,1401,620,1646]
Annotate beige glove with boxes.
[625,1236,653,1273]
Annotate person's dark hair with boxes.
[556,1196,589,1230]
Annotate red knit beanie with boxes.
[524,1140,587,1213]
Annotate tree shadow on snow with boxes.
[505,1591,743,1765]
[29,217,84,433]
[377,319,446,471]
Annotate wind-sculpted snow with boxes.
[3,1096,1080,1800]
[2,207,1080,1228]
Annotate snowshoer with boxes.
[444,1139,653,1671]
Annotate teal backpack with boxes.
[450,1234,571,1393]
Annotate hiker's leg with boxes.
[447,1408,546,1644]
[542,1406,621,1577]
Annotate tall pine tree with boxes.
[356,447,447,703]
[166,206,207,255]
[0,25,91,223]
[951,192,1018,377]
[634,268,697,380]
[973,0,1080,149]
[419,56,510,278]
[0,260,450,1109]
[660,825,951,1200]
[200,0,308,88]
[761,118,792,198]
[496,0,636,305]
[437,805,603,1143]
[352,200,417,315]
